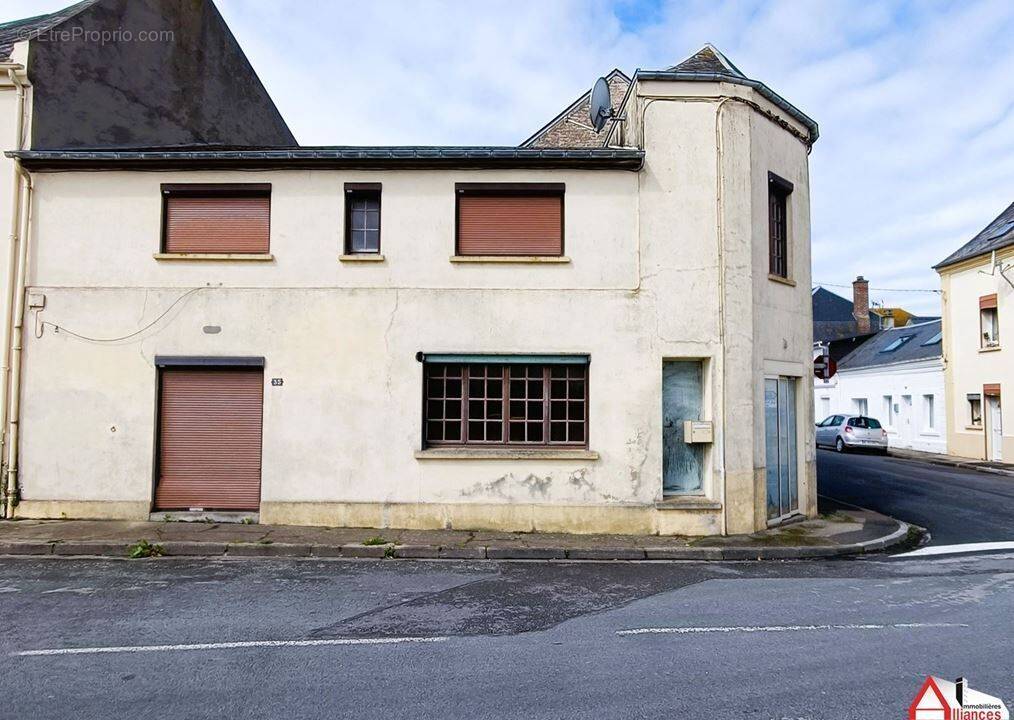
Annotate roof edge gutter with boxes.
[635,70,819,144]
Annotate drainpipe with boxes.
[0,66,27,518]
[3,165,31,518]
[714,97,731,537]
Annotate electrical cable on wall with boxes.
[36,286,208,342]
[812,281,941,294]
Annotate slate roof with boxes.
[637,44,819,144]
[9,146,645,171]
[522,69,631,148]
[935,201,1014,269]
[838,320,942,371]
[0,0,98,60]
[668,44,745,76]
[812,286,856,322]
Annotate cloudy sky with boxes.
[6,0,1014,314]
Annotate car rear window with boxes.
[848,417,882,429]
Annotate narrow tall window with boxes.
[768,173,793,278]
[344,183,382,254]
[980,294,999,348]
[456,183,564,256]
[883,395,894,426]
[423,358,587,448]
[923,394,935,430]
[161,184,270,254]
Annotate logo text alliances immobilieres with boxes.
[910,675,1009,720]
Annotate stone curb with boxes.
[0,521,913,561]
[890,451,1014,478]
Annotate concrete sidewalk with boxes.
[888,447,1014,477]
[0,505,916,561]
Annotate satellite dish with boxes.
[589,76,612,132]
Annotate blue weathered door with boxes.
[662,361,704,495]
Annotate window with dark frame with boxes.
[424,361,587,448]
[768,173,793,279]
[455,183,564,257]
[344,183,381,254]
[968,393,982,426]
[980,294,999,348]
[161,184,271,254]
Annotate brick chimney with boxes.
[852,276,870,334]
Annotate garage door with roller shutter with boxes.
[155,363,264,511]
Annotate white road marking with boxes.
[616,622,966,636]
[894,542,1014,558]
[13,636,448,657]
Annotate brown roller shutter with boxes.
[457,194,563,256]
[163,195,270,254]
[155,368,264,511]
[983,383,1001,397]
[980,294,998,309]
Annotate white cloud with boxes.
[4,0,1013,314]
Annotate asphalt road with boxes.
[817,448,1014,545]
[1,553,1012,720]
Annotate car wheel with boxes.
[835,437,845,453]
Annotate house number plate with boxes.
[271,378,283,386]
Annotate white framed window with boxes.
[883,395,893,426]
[923,394,935,430]
[853,397,868,416]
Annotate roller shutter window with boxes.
[162,184,271,254]
[155,368,264,511]
[456,183,563,256]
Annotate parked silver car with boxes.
[815,414,888,453]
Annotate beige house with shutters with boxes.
[3,45,819,536]
[936,202,1014,462]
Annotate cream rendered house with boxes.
[936,202,1014,462]
[3,44,819,536]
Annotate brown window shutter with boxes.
[457,195,563,256]
[980,294,998,309]
[983,383,1001,397]
[155,368,264,511]
[164,195,270,254]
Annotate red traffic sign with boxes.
[814,356,837,380]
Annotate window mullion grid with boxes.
[542,366,551,446]
[500,366,510,446]
[460,365,469,444]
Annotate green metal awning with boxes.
[418,353,589,365]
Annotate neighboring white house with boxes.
[814,320,946,453]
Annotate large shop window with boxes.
[161,184,271,254]
[455,183,564,256]
[423,356,588,448]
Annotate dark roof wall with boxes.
[935,202,1014,269]
[812,286,855,322]
[0,0,97,60]
[838,320,942,370]
[23,0,295,148]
